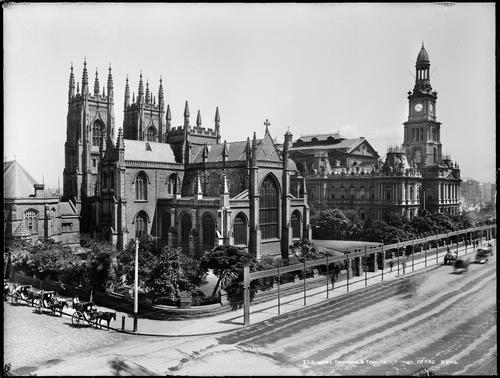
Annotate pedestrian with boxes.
[389,260,394,272]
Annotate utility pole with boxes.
[133,238,139,332]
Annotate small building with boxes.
[4,160,80,246]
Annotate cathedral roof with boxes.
[4,160,39,198]
[123,140,177,163]
[192,140,249,163]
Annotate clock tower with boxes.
[403,43,442,168]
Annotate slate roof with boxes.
[295,132,343,143]
[192,141,248,163]
[4,160,39,198]
[124,140,177,163]
[290,138,365,152]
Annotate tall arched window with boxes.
[291,210,301,239]
[109,171,114,190]
[24,209,38,234]
[146,126,156,142]
[135,211,148,238]
[207,173,220,196]
[233,213,248,245]
[167,173,178,195]
[102,171,108,190]
[229,173,241,197]
[135,172,148,200]
[92,121,104,147]
[201,214,216,252]
[386,185,391,200]
[260,175,279,239]
[179,212,192,255]
[410,185,414,200]
[161,212,170,241]
[433,147,438,164]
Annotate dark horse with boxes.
[95,311,117,329]
[49,299,68,317]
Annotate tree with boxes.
[200,245,257,297]
[144,247,195,301]
[313,209,350,239]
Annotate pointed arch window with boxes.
[229,173,241,197]
[291,210,301,239]
[24,209,38,234]
[146,126,156,142]
[135,211,148,239]
[207,173,220,196]
[167,173,178,195]
[201,213,216,252]
[135,172,148,200]
[260,175,279,239]
[109,170,114,190]
[92,121,104,147]
[233,213,248,245]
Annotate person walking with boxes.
[389,259,394,272]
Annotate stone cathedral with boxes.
[63,61,311,258]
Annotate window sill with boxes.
[134,200,148,203]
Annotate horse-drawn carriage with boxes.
[454,257,470,274]
[31,289,68,316]
[71,300,116,329]
[9,285,34,304]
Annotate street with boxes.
[4,246,497,376]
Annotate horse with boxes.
[49,299,68,317]
[95,311,117,329]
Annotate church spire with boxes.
[124,76,130,107]
[68,63,75,100]
[107,64,113,99]
[184,100,190,128]
[93,69,100,96]
[214,106,221,143]
[414,42,432,93]
[166,104,171,131]
[158,76,164,107]
[81,57,89,95]
[145,80,151,104]
[196,110,202,127]
[138,72,144,103]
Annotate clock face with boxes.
[414,103,423,112]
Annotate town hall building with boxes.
[288,44,461,220]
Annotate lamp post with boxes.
[133,237,139,332]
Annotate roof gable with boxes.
[256,133,281,162]
[4,160,39,198]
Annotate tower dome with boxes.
[416,43,430,65]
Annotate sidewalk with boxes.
[74,239,497,337]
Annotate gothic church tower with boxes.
[63,60,115,230]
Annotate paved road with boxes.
[4,245,496,375]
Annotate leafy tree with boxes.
[313,209,350,239]
[144,247,194,301]
[200,245,257,297]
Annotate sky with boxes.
[4,3,496,188]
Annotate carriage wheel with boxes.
[35,299,43,313]
[72,311,85,327]
[11,293,19,304]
